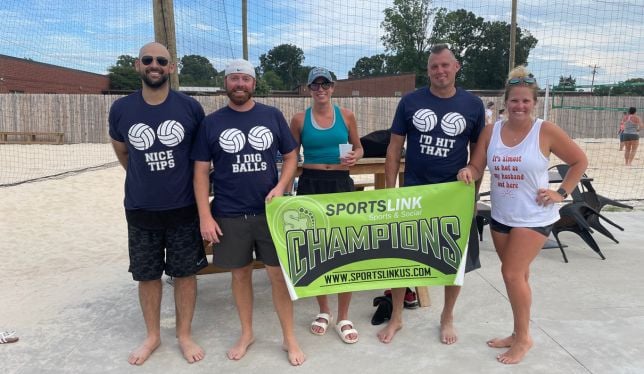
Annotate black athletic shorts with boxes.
[490,217,553,237]
[622,133,639,142]
[296,168,354,195]
[211,214,279,268]
[464,216,481,272]
[125,204,207,281]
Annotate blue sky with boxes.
[2,0,643,88]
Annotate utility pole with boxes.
[509,0,517,74]
[242,0,248,60]
[153,0,179,89]
[588,64,599,93]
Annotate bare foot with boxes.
[487,334,515,348]
[497,338,533,364]
[227,335,255,361]
[377,319,402,343]
[128,337,161,365]
[282,341,306,366]
[178,337,205,363]
[440,318,457,345]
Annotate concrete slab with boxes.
[2,208,643,373]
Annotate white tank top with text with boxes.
[487,118,559,227]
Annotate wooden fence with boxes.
[0,93,643,143]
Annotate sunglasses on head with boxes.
[508,76,536,85]
[309,82,333,91]
[140,55,169,67]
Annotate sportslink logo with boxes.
[325,196,421,216]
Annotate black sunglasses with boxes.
[140,55,169,67]
[309,82,334,91]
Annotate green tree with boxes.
[381,0,435,86]
[260,70,284,92]
[179,55,218,87]
[108,55,140,91]
[349,54,396,78]
[603,78,644,96]
[430,8,538,89]
[259,44,305,89]
[554,75,577,91]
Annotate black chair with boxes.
[551,203,608,263]
[579,178,633,212]
[475,202,492,241]
[550,164,629,242]
[552,164,633,211]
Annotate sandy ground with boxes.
[1,165,644,373]
[0,167,129,326]
[1,138,641,201]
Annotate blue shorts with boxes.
[126,205,207,281]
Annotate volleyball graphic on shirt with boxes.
[219,128,246,153]
[157,120,185,147]
[248,126,274,151]
[441,112,466,136]
[128,123,155,151]
[412,109,437,132]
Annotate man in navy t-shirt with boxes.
[378,44,485,345]
[192,59,305,366]
[108,42,207,365]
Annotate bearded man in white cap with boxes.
[192,59,306,366]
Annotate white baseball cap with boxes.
[225,59,256,79]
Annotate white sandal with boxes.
[0,331,18,344]
[310,313,332,335]
[335,320,358,344]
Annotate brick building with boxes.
[297,73,416,97]
[0,54,109,94]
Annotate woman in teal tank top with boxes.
[289,67,364,344]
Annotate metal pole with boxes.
[153,0,179,89]
[588,64,599,93]
[544,79,550,121]
[509,0,517,74]
[242,0,248,60]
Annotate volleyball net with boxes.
[1,0,643,201]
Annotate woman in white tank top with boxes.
[457,66,588,365]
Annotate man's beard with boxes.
[226,88,253,106]
[140,69,169,89]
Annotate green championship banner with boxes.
[266,182,474,300]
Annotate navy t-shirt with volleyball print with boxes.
[191,102,298,217]
[108,90,205,210]
[390,86,485,186]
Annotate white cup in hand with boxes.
[339,143,352,158]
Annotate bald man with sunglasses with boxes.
[109,42,208,365]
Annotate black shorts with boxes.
[622,133,639,142]
[296,168,354,195]
[211,214,280,268]
[490,217,553,237]
[126,205,207,281]
[464,216,481,272]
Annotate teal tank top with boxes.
[301,105,349,164]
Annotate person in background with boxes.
[497,108,506,124]
[485,101,495,126]
[109,42,207,365]
[289,67,364,344]
[458,66,587,364]
[622,107,641,165]
[378,44,484,345]
[618,111,627,151]
[192,59,305,366]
